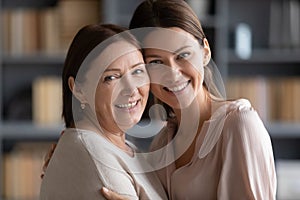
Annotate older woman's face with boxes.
[85,41,149,133]
[143,27,208,109]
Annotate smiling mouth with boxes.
[115,100,140,109]
[164,80,190,93]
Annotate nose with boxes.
[169,67,181,80]
[121,87,138,97]
[120,74,138,97]
[165,60,182,81]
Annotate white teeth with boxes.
[116,101,138,109]
[168,82,189,92]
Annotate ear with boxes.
[202,38,211,66]
[68,76,87,103]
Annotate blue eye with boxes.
[132,68,144,75]
[177,52,191,60]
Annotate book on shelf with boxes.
[290,0,300,48]
[274,77,300,122]
[226,77,268,121]
[269,0,300,49]
[226,76,300,123]
[58,0,101,52]
[2,142,52,200]
[1,0,101,56]
[39,7,61,55]
[32,76,62,125]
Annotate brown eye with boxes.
[148,60,163,64]
[104,75,119,82]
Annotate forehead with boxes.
[89,40,139,71]
[106,49,143,70]
[142,27,199,53]
[81,40,140,81]
[97,40,139,65]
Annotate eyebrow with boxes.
[103,62,145,72]
[131,62,145,69]
[145,45,191,58]
[174,45,191,54]
[103,68,121,72]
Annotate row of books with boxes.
[226,76,300,123]
[2,142,52,200]
[269,0,300,49]
[30,75,300,126]
[1,0,100,56]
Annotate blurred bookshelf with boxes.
[220,0,300,159]
[0,0,102,199]
[220,0,300,197]
[0,0,300,199]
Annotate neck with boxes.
[173,88,212,126]
[172,88,213,168]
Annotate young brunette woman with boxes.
[102,1,277,199]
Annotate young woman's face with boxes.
[86,41,149,133]
[143,27,209,109]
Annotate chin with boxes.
[116,115,142,131]
[130,114,143,125]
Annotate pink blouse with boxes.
[149,99,277,200]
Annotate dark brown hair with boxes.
[129,0,206,42]
[62,24,139,127]
[129,0,223,119]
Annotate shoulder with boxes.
[226,98,253,114]
[46,128,106,168]
[41,129,105,199]
[225,98,261,126]
[222,98,269,141]
[56,129,124,169]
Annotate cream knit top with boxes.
[40,128,167,200]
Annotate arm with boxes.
[79,132,140,200]
[218,109,277,200]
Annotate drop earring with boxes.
[81,103,86,110]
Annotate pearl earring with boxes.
[81,103,86,110]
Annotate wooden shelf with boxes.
[228,49,300,64]
[0,122,62,140]
[1,0,58,8]
[266,122,300,138]
[2,54,64,66]
[227,49,300,77]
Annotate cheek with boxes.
[186,56,203,72]
[150,83,161,96]
[184,58,204,83]
[143,83,150,92]
[139,85,150,100]
[95,85,113,110]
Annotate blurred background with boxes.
[0,0,299,199]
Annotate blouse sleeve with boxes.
[218,108,277,200]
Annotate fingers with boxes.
[40,131,64,179]
[100,187,128,200]
[41,143,57,179]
